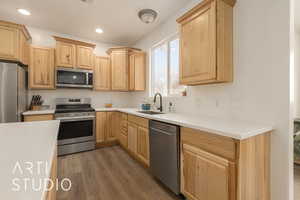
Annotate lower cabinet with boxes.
[181,143,234,200]
[24,114,54,122]
[128,122,138,154]
[137,126,150,166]
[181,127,270,200]
[96,112,119,145]
[127,115,150,166]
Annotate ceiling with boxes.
[0,0,191,45]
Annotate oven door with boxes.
[56,68,93,88]
[56,116,95,145]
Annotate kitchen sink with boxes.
[137,111,165,115]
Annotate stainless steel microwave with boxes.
[56,67,93,88]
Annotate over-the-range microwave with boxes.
[56,67,93,89]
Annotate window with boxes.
[150,36,185,97]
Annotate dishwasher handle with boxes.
[150,127,177,136]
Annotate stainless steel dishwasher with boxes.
[149,120,180,195]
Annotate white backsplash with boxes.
[28,89,132,109]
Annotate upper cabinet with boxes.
[76,45,94,70]
[55,41,76,68]
[107,47,146,91]
[129,52,146,91]
[0,20,31,65]
[94,56,111,91]
[177,0,235,85]
[29,46,55,89]
[54,36,95,70]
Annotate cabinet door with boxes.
[96,112,106,143]
[112,112,121,139]
[106,112,116,141]
[179,1,216,84]
[127,122,138,154]
[0,25,19,60]
[77,45,94,70]
[94,57,111,90]
[29,46,55,89]
[137,126,150,166]
[181,143,234,200]
[55,41,76,68]
[19,32,29,65]
[111,51,129,91]
[129,52,146,91]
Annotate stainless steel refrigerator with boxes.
[0,62,28,123]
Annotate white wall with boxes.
[132,0,293,199]
[295,31,300,118]
[27,26,132,108]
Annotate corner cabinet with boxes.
[177,0,235,85]
[96,112,119,145]
[0,20,31,65]
[94,56,111,90]
[29,46,55,89]
[107,47,146,91]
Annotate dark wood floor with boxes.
[57,146,179,200]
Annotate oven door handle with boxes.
[56,116,95,122]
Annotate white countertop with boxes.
[0,120,60,200]
[96,108,273,140]
[22,109,55,116]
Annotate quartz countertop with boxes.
[96,108,273,140]
[22,109,55,116]
[0,120,60,199]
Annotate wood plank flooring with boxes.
[57,146,179,200]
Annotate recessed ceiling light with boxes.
[18,9,31,16]
[95,28,103,34]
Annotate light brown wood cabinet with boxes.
[127,114,150,166]
[76,45,94,70]
[180,127,270,200]
[128,121,138,154]
[54,36,95,70]
[137,126,150,166]
[96,112,119,145]
[29,46,55,89]
[0,20,31,65]
[177,0,235,85]
[129,52,146,91]
[119,113,128,148]
[24,114,54,122]
[94,56,111,90]
[107,47,146,91]
[55,41,76,68]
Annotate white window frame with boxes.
[149,33,183,97]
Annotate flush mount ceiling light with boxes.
[138,9,158,24]
[17,9,31,16]
[95,28,103,34]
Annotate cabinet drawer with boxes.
[128,115,149,128]
[24,114,54,122]
[181,127,237,161]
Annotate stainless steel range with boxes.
[55,98,96,156]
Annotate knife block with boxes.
[31,105,42,111]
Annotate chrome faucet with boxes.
[153,93,163,112]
